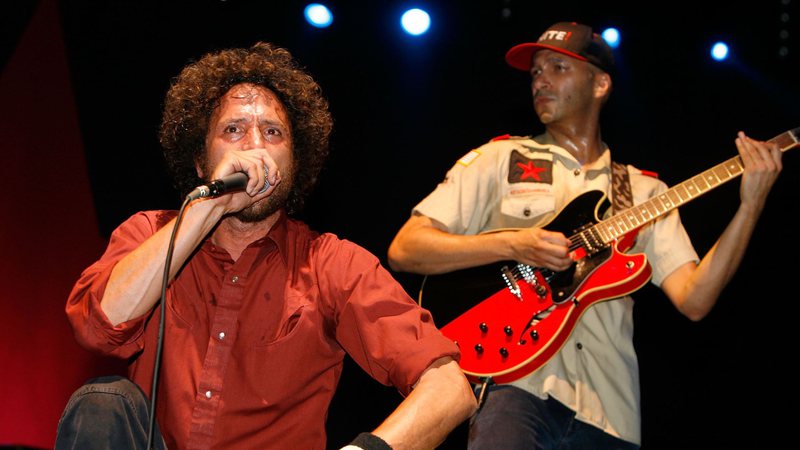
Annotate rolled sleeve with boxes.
[65,211,165,358]
[318,238,459,396]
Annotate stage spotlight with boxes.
[304,3,333,28]
[401,8,431,36]
[602,28,620,49]
[711,41,729,61]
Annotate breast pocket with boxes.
[500,194,555,221]
[238,303,342,401]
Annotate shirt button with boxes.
[218,332,226,340]
[523,207,531,217]
[574,168,581,176]
[231,276,239,283]
[576,342,583,350]
[205,390,212,399]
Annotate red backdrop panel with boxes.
[0,1,125,448]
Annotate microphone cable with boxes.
[146,195,192,450]
[144,170,263,448]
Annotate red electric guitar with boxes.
[419,128,798,385]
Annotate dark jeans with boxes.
[55,375,168,450]
[468,384,640,450]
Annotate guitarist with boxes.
[387,21,782,450]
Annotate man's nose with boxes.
[242,127,262,149]
[532,75,550,91]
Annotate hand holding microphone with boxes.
[187,164,272,201]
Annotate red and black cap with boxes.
[505,22,615,74]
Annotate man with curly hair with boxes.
[56,42,476,450]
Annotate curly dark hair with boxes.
[159,42,332,215]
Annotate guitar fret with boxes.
[726,158,744,176]
[692,175,710,192]
[666,190,681,207]
[652,197,666,214]
[607,220,619,238]
[642,200,655,221]
[626,211,639,228]
[703,170,720,188]
[674,184,692,201]
[620,217,631,233]
[685,181,699,197]
[619,214,636,231]
[595,226,610,244]
[712,164,731,182]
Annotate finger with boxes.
[736,132,759,169]
[258,164,271,195]
[260,153,280,185]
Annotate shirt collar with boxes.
[529,132,612,176]
[201,210,290,265]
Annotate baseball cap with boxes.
[505,22,615,74]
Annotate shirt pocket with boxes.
[500,194,556,221]
[239,304,341,400]
[250,304,307,347]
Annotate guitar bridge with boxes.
[501,265,522,300]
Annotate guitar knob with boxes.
[479,322,488,333]
[504,325,513,336]
[499,347,509,358]
[535,285,547,298]
[529,330,539,340]
[474,344,484,354]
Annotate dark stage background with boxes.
[1,1,798,449]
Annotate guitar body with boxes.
[420,190,653,384]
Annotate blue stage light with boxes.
[304,3,333,28]
[602,28,620,49]
[711,42,729,61]
[400,8,431,36]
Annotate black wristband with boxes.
[350,432,392,450]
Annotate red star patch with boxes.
[516,161,547,181]
[508,150,553,184]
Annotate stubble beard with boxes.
[235,168,294,223]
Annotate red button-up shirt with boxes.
[66,210,458,450]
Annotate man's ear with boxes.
[195,160,204,179]
[594,72,612,100]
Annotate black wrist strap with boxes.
[350,432,392,450]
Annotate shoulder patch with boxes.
[640,170,659,179]
[457,149,482,166]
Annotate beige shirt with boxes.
[413,136,698,444]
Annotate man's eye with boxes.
[224,125,241,133]
[264,127,285,143]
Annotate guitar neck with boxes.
[588,128,799,245]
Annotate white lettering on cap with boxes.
[539,30,570,42]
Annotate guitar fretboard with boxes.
[579,128,799,249]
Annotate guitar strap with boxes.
[611,161,633,214]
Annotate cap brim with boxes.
[505,43,588,71]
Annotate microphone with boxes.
[186,172,248,200]
[187,171,270,201]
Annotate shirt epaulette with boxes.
[640,170,659,179]
[490,134,530,142]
